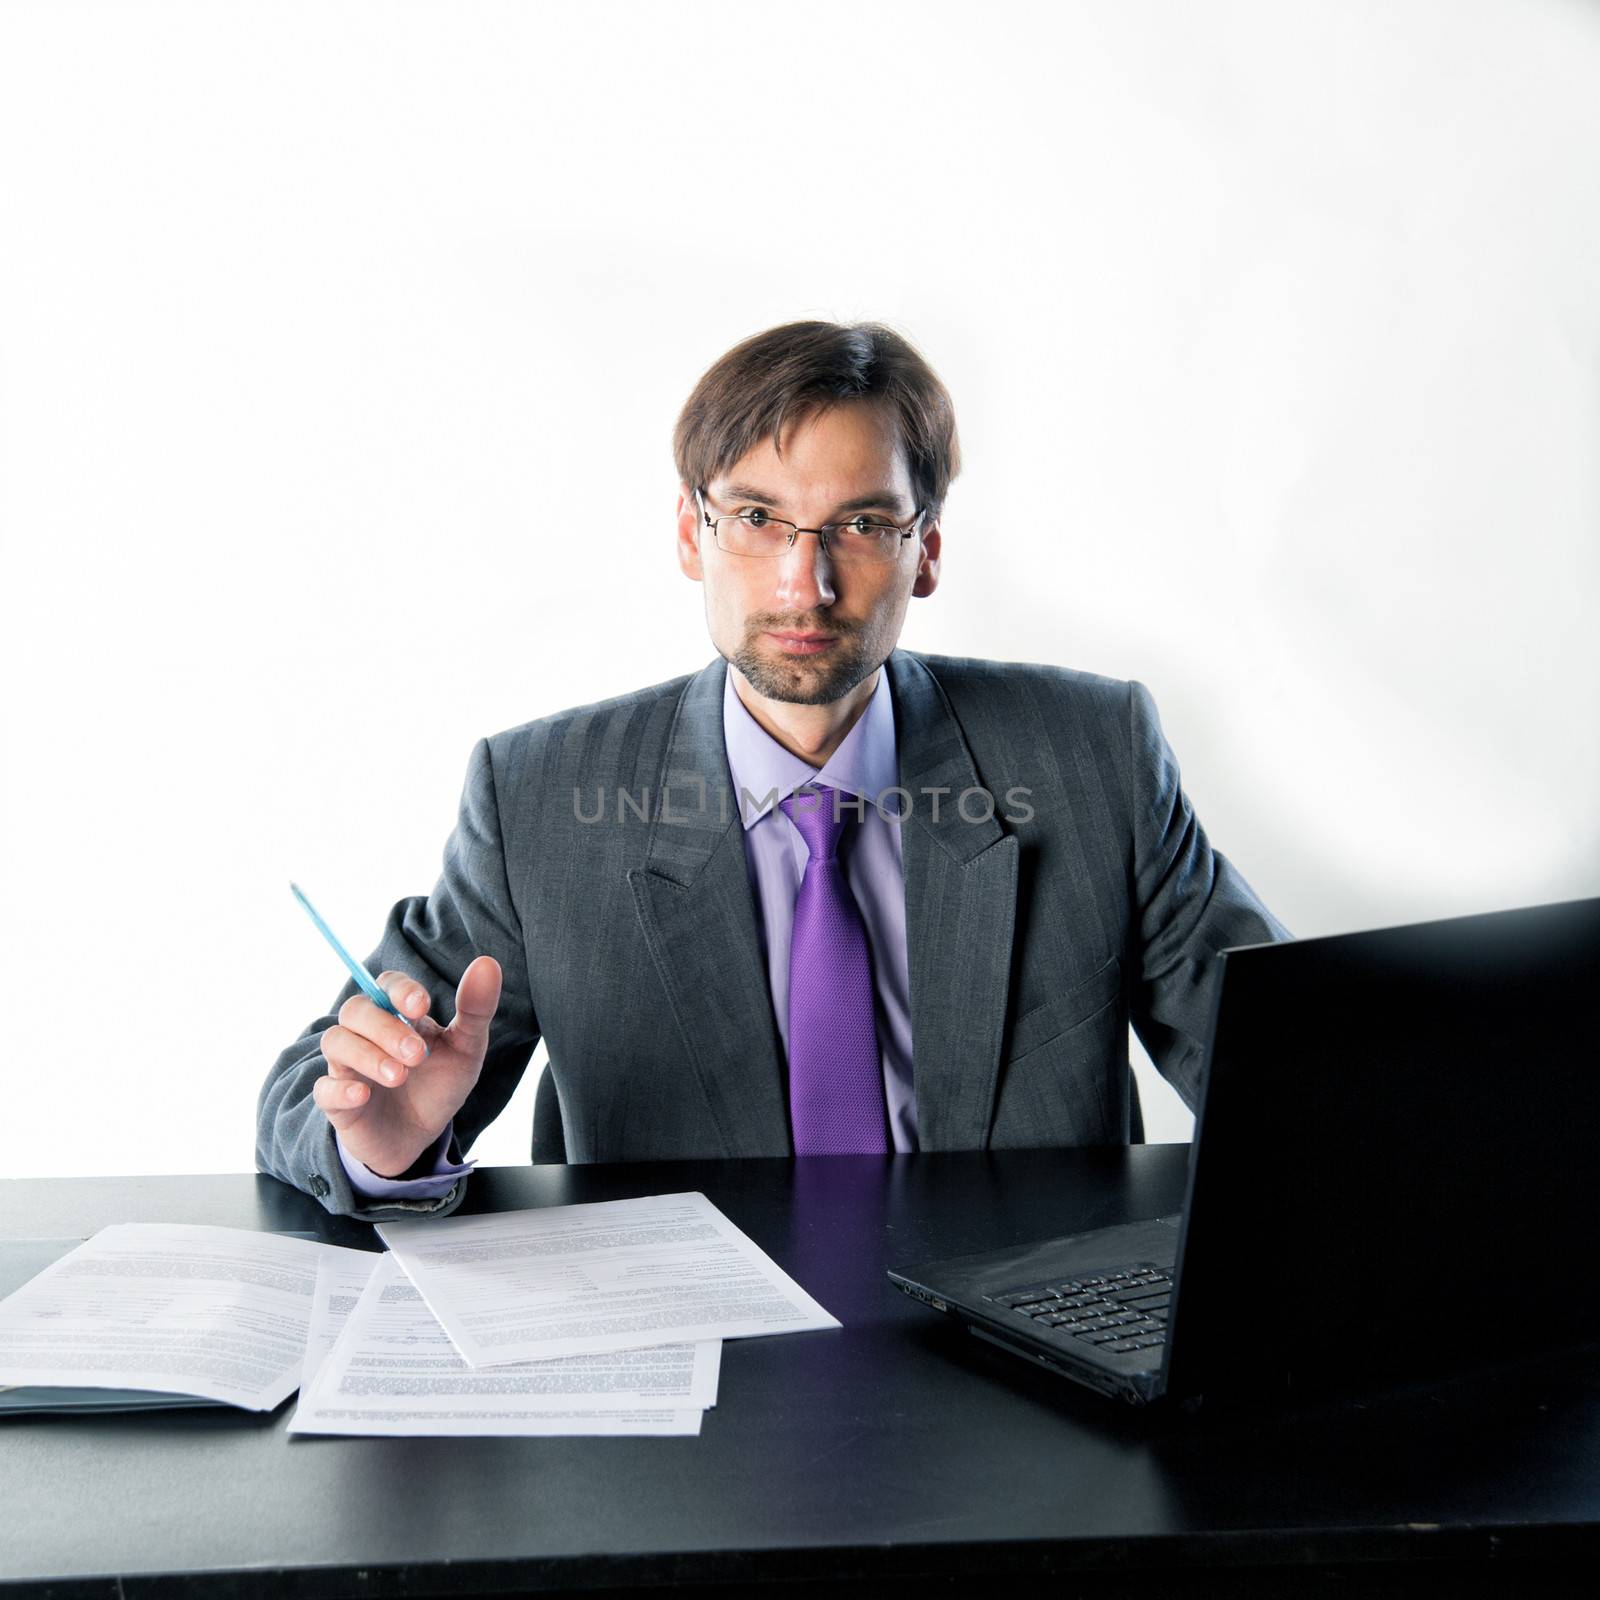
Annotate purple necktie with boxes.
[779,785,890,1155]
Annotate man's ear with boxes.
[911,517,941,598]
[676,486,704,582]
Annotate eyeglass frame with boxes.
[693,487,926,560]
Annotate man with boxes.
[257,320,1287,1219]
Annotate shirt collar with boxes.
[722,664,899,830]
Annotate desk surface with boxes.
[2,1148,1597,1598]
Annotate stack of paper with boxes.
[0,1193,839,1438]
[291,1253,718,1436]
[292,1191,839,1438]
[0,1224,369,1415]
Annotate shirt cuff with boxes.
[337,1122,474,1201]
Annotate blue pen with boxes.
[289,882,426,1050]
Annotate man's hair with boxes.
[673,320,961,519]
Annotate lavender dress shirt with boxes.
[339,665,917,1201]
[720,666,917,1151]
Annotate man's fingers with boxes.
[322,1023,411,1087]
[378,971,433,1022]
[312,1072,372,1129]
[450,956,503,1050]
[336,993,428,1067]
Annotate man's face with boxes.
[675,400,941,706]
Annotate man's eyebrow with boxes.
[720,482,911,515]
[721,482,784,506]
[831,491,911,516]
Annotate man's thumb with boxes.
[451,955,503,1049]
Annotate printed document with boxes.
[0,1223,368,1412]
[378,1191,839,1366]
[290,1253,711,1436]
[300,1247,383,1393]
[0,1238,212,1414]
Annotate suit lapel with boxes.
[887,650,1019,1150]
[627,658,792,1156]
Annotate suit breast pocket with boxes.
[991,956,1125,1148]
[1005,955,1122,1063]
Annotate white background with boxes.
[2,0,1596,1179]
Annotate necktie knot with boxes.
[779,785,852,861]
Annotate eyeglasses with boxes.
[695,489,923,566]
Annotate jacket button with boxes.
[308,1174,330,1198]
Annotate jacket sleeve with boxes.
[1127,681,1289,1109]
[255,735,542,1220]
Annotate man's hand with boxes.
[312,956,503,1179]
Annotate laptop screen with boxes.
[1164,896,1600,1404]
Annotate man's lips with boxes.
[766,631,837,655]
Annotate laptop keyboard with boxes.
[987,1264,1171,1355]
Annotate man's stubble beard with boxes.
[727,624,878,707]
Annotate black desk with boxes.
[2,1149,1596,1598]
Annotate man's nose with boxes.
[772,531,837,611]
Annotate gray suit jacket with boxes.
[257,650,1287,1218]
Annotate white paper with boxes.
[300,1247,384,1393]
[0,1238,206,1413]
[0,1224,362,1411]
[377,1191,839,1367]
[290,1254,710,1436]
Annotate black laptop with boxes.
[888,896,1600,1407]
